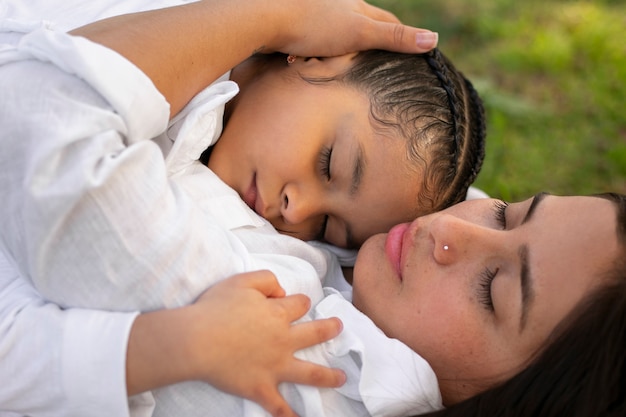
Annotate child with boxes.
[0,2,481,416]
[0,0,485,308]
[198,48,486,249]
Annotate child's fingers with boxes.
[289,316,344,350]
[283,359,347,389]
[274,293,313,323]
[252,386,298,417]
[228,269,287,298]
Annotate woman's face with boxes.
[352,194,621,404]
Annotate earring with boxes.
[287,55,297,64]
[443,245,449,251]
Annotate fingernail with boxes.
[416,31,438,49]
[337,370,347,386]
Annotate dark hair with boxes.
[338,48,486,216]
[417,192,626,417]
[202,49,486,216]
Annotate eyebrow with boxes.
[349,143,365,196]
[343,144,365,248]
[521,192,548,225]
[518,192,547,332]
[518,245,534,332]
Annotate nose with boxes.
[429,214,502,265]
[280,183,325,226]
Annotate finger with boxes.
[362,2,402,24]
[289,317,343,350]
[273,293,312,322]
[365,20,439,53]
[235,270,286,298]
[254,385,298,417]
[281,359,347,389]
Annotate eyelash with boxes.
[477,200,508,312]
[478,267,498,311]
[493,200,508,229]
[319,146,332,181]
[315,215,329,242]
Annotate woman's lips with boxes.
[385,222,411,279]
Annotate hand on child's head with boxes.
[276,0,437,57]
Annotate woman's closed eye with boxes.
[319,146,333,181]
[478,267,498,311]
[493,200,508,229]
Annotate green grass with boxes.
[372,0,626,201]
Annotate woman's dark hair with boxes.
[339,48,486,215]
[417,192,626,417]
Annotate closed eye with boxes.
[493,200,508,229]
[314,215,329,241]
[478,267,498,311]
[319,146,332,181]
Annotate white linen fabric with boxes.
[0,2,442,416]
[0,2,191,416]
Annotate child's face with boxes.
[208,56,421,248]
[352,194,620,405]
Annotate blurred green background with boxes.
[372,0,626,201]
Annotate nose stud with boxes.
[443,245,449,251]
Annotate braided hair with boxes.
[337,48,486,216]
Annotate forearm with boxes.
[70,0,438,117]
[126,306,195,395]
[71,0,283,116]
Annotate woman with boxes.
[352,192,626,413]
[423,278,626,417]
[121,192,626,416]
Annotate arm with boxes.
[71,0,438,116]
[126,271,344,416]
[0,251,136,417]
[0,251,343,417]
[0,0,436,315]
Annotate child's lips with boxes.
[243,174,258,211]
[244,173,267,217]
[385,222,411,280]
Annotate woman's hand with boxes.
[270,0,438,57]
[126,270,345,417]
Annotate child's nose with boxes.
[280,184,323,226]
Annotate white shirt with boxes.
[0,3,442,416]
[0,2,190,416]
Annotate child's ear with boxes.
[293,53,359,77]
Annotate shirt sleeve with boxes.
[0,250,138,417]
[0,27,248,312]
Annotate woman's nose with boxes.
[429,213,499,265]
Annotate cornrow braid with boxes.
[424,49,462,168]
[424,49,487,209]
[338,48,487,216]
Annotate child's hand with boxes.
[184,270,345,417]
